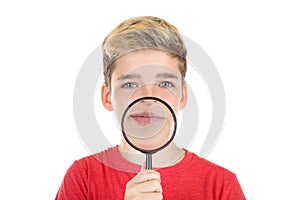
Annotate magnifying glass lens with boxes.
[121,97,177,169]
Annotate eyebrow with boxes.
[156,72,179,79]
[117,73,141,80]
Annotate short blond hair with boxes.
[102,16,187,88]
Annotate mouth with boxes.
[130,112,165,126]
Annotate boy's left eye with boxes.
[159,81,175,88]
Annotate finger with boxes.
[138,192,163,200]
[132,170,161,184]
[140,161,146,172]
[135,179,162,193]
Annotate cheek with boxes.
[156,90,181,111]
[111,89,135,123]
[112,88,135,105]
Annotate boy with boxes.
[56,16,246,199]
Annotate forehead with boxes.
[112,50,180,80]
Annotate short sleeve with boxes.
[55,160,88,200]
[222,174,246,200]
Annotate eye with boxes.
[159,81,175,88]
[120,82,138,89]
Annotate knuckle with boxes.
[159,193,163,198]
[155,193,163,199]
[154,181,161,189]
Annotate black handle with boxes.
[146,153,152,170]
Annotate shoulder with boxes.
[183,151,246,199]
[67,146,117,172]
[80,146,117,163]
[184,150,238,180]
[69,146,140,173]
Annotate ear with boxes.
[179,82,188,110]
[101,83,113,111]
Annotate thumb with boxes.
[140,161,146,172]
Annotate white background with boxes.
[0,1,299,199]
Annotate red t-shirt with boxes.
[56,146,245,199]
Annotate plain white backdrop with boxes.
[0,1,299,199]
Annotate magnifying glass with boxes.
[121,96,177,170]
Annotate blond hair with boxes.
[102,16,187,88]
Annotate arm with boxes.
[55,161,87,200]
[222,174,246,200]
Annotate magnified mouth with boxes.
[130,112,165,126]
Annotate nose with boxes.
[129,83,158,104]
[140,83,156,97]
[137,84,158,104]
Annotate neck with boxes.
[118,141,185,168]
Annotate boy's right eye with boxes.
[120,82,138,89]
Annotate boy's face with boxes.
[101,50,187,149]
[102,50,187,116]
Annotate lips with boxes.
[130,112,164,126]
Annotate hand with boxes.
[124,168,163,200]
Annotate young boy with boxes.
[56,16,246,199]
